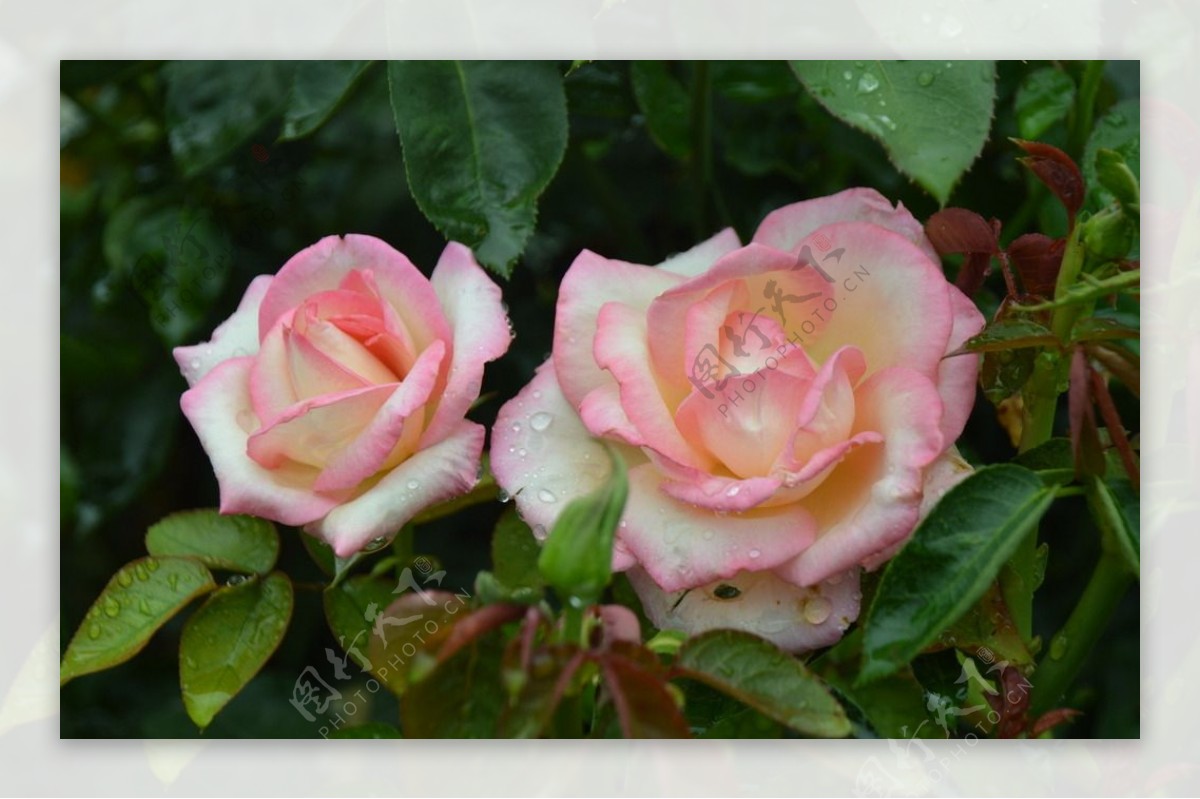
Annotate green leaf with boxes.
[1084,99,1139,210]
[179,572,293,729]
[674,630,850,737]
[812,629,940,739]
[163,61,293,177]
[302,533,336,577]
[323,575,395,669]
[328,722,402,739]
[386,60,568,275]
[1070,316,1140,344]
[61,557,216,684]
[102,199,232,347]
[1087,474,1140,576]
[1094,148,1140,211]
[400,627,507,737]
[492,508,543,592]
[1013,437,1076,485]
[1014,67,1076,140]
[681,681,781,738]
[145,510,279,575]
[538,445,628,604]
[789,60,996,204]
[279,61,372,141]
[980,345,1038,404]
[630,61,692,159]
[860,465,1057,683]
[957,318,1060,354]
[603,654,691,738]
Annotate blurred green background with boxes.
[59,60,1139,737]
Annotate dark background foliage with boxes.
[60,60,1138,737]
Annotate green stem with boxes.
[1067,60,1105,159]
[1003,225,1087,641]
[1030,551,1133,716]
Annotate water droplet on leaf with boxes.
[857,72,879,94]
[918,71,935,87]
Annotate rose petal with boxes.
[246,383,397,470]
[626,565,861,653]
[618,463,816,593]
[594,301,714,470]
[554,250,684,407]
[861,446,974,571]
[258,234,451,350]
[179,357,337,525]
[775,366,945,586]
[936,286,986,443]
[307,420,486,557]
[790,221,955,383]
[656,227,742,277]
[312,340,446,493]
[421,242,513,448]
[174,275,272,387]
[491,360,644,541]
[753,186,939,263]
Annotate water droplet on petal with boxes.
[529,412,553,432]
[749,548,761,559]
[364,536,389,552]
[406,479,420,491]
[537,488,556,504]
[532,389,543,400]
[190,358,201,371]
[726,485,741,497]
[803,596,832,624]
[511,422,522,433]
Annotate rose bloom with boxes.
[492,189,984,652]
[175,235,511,557]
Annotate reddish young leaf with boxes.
[1006,232,1065,297]
[1086,342,1140,398]
[436,603,526,665]
[925,207,999,255]
[1068,348,1106,478]
[1014,139,1085,227]
[601,653,691,738]
[1030,707,1082,737]
[1088,367,1141,490]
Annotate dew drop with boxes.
[117,570,134,588]
[497,488,511,503]
[749,548,761,559]
[87,624,102,640]
[133,563,149,582]
[145,559,159,572]
[713,584,741,600]
[532,524,547,539]
[406,479,420,491]
[226,574,249,586]
[517,448,528,457]
[842,69,853,81]
[537,488,557,504]
[917,71,935,87]
[190,358,201,371]
[726,485,741,497]
[1049,635,1068,660]
[138,597,153,616]
[103,597,120,618]
[532,389,543,400]
[511,422,522,433]
[857,72,879,94]
[364,536,388,552]
[529,412,553,432]
[803,596,833,624]
[167,574,180,591]
[878,115,897,131]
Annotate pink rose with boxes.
[491,189,984,652]
[175,235,511,557]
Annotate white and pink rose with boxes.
[491,189,984,651]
